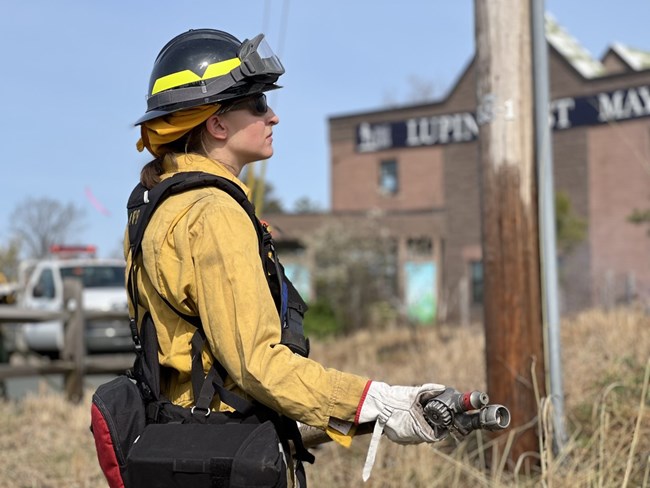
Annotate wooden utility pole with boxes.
[474,0,546,462]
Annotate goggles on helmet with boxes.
[142,34,283,121]
[238,35,284,79]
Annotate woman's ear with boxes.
[205,115,228,141]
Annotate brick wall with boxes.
[321,42,650,319]
[331,140,445,212]
[588,119,650,305]
[442,141,482,318]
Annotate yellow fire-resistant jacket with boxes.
[125,153,368,434]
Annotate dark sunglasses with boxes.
[217,93,269,116]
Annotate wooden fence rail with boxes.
[0,278,134,403]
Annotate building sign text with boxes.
[356,84,650,152]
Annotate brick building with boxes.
[266,18,650,322]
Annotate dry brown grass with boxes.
[0,307,648,487]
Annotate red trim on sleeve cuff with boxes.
[354,380,373,425]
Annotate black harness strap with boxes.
[190,329,256,416]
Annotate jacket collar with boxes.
[161,153,251,199]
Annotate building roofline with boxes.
[609,42,650,71]
[328,90,452,122]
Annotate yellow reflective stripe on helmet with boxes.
[151,57,242,95]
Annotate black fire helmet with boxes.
[135,28,284,125]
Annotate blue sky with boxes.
[1,0,649,258]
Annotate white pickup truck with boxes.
[17,252,132,357]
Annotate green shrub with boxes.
[304,300,342,338]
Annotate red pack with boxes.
[90,375,146,488]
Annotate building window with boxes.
[379,159,398,195]
[470,260,483,304]
[407,236,433,258]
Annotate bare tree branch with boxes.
[9,197,86,258]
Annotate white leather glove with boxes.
[358,381,447,443]
[357,381,447,481]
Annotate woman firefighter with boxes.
[124,28,458,486]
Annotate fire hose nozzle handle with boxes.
[422,389,511,435]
